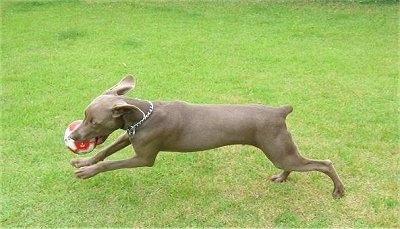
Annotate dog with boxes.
[69,75,344,198]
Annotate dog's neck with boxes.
[121,98,154,135]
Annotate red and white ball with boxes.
[64,120,97,154]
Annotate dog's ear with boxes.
[111,103,141,118]
[104,75,136,95]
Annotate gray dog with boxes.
[69,75,344,198]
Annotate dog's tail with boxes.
[279,105,293,118]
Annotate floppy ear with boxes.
[103,75,136,95]
[111,103,141,118]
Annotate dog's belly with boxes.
[165,129,255,152]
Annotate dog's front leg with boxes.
[74,152,158,179]
[70,133,130,168]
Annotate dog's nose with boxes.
[69,132,81,141]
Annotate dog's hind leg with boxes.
[259,130,345,198]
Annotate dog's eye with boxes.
[89,119,97,125]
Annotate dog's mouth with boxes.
[95,135,109,145]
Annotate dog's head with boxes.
[69,75,142,141]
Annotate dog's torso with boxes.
[133,100,292,152]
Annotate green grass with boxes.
[1,0,399,227]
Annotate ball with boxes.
[64,120,97,154]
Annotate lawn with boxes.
[1,0,399,227]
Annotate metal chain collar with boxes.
[127,100,154,136]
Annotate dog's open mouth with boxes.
[95,135,109,145]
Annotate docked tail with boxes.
[280,105,293,118]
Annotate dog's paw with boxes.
[270,174,287,183]
[74,165,100,179]
[332,185,345,199]
[270,171,291,183]
[70,157,95,168]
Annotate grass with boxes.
[1,0,399,227]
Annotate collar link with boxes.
[127,100,153,136]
